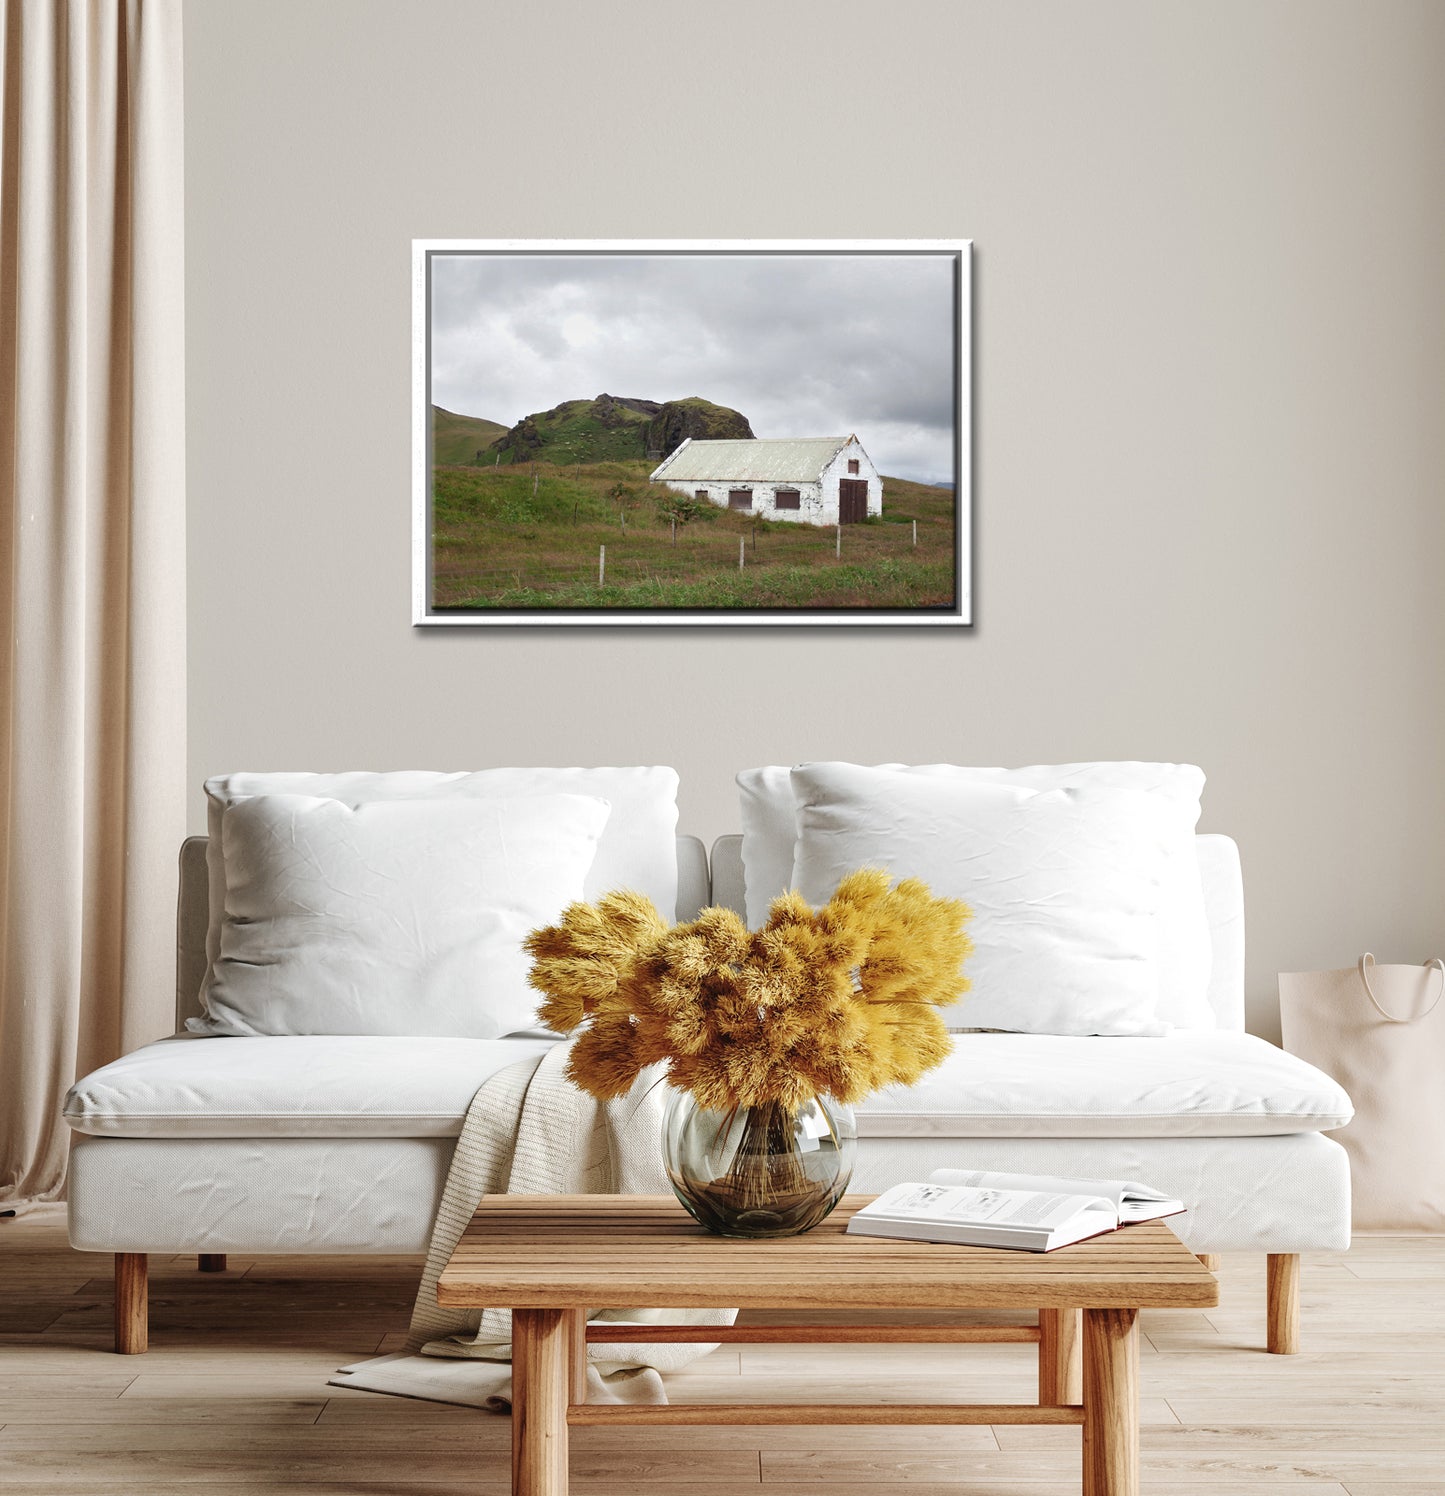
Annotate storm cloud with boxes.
[429,250,960,484]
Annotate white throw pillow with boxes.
[201,767,680,994]
[196,793,610,1039]
[789,763,1173,1037]
[738,760,1214,1028]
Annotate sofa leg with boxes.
[1267,1253,1300,1354]
[1196,1253,1221,1272]
[115,1253,148,1355]
[1038,1307,1081,1404]
[198,1254,227,1273]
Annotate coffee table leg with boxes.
[1082,1307,1139,1496]
[511,1313,528,1493]
[1038,1308,1081,1404]
[564,1307,588,1405]
[512,1308,569,1496]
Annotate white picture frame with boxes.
[412,239,971,626]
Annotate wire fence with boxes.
[434,518,936,600]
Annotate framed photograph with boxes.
[412,239,971,626]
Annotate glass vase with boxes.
[661,1088,857,1238]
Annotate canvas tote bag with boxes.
[1279,954,1445,1229]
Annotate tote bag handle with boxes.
[1358,953,1445,1023]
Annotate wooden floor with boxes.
[1,1207,1441,1495]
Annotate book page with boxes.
[879,1184,1110,1232]
[927,1169,1182,1224]
[928,1168,1127,1208]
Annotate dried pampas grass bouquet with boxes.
[524,870,972,1238]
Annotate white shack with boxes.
[650,436,881,526]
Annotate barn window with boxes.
[847,459,860,475]
[728,489,752,510]
[774,489,801,510]
[694,490,708,502]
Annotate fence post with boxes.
[738,537,745,572]
[836,523,841,559]
[599,544,606,588]
[913,519,918,548]
[671,517,676,546]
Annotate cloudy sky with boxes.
[429,251,959,484]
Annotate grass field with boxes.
[430,405,508,465]
[430,459,957,611]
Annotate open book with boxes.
[846,1169,1185,1253]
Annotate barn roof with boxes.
[651,436,853,483]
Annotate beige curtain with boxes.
[0,0,184,1205]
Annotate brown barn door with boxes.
[838,479,868,524]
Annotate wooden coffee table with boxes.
[438,1194,1218,1496]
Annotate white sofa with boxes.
[66,831,1352,1357]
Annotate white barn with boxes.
[650,436,882,526]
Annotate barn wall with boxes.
[666,481,828,525]
[820,442,883,520]
[185,0,1445,1042]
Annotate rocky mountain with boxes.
[488,394,753,466]
[644,397,754,458]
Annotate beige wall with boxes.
[184,0,1445,1039]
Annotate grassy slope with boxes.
[431,406,508,464]
[497,399,653,464]
[431,459,956,611]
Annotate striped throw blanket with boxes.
[330,1041,735,1409]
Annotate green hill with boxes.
[431,405,508,465]
[490,393,753,466]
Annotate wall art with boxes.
[412,240,971,626]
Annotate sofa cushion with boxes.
[739,760,1214,1028]
[201,769,682,995]
[66,1030,1351,1143]
[195,793,609,1039]
[852,1032,1354,1138]
[791,764,1174,1036]
[63,1034,562,1139]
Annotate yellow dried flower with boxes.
[523,890,669,1033]
[524,870,971,1112]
